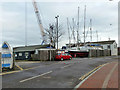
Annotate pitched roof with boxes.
[87,40,116,44]
[13,44,51,52]
[66,40,116,46]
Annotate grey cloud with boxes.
[1,1,118,48]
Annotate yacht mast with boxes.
[72,18,76,44]
[90,19,92,42]
[67,18,71,48]
[84,5,86,46]
[77,7,80,48]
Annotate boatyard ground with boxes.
[1,55,119,88]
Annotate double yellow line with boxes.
[79,63,108,81]
[16,65,23,70]
[0,70,21,76]
[0,61,61,76]
[0,65,23,76]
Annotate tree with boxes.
[44,24,63,48]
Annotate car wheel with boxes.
[61,58,64,61]
[69,57,72,60]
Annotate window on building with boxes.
[35,50,38,54]
[25,52,29,58]
[107,45,111,49]
[15,54,17,57]
[25,52,29,56]
[19,53,22,56]
[114,44,117,48]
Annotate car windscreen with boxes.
[62,54,65,55]
[57,53,61,55]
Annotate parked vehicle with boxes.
[55,53,72,61]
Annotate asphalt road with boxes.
[2,56,118,88]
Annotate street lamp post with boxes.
[55,15,59,50]
[50,43,51,61]
[109,24,112,40]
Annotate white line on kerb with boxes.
[20,71,52,83]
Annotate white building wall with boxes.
[102,44,109,50]
[101,42,117,56]
[110,42,117,56]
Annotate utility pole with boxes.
[25,1,27,46]
[49,25,53,61]
[109,24,112,41]
[84,5,86,46]
[50,44,51,61]
[55,15,59,50]
[96,30,98,42]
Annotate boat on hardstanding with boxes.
[65,6,103,58]
[1,42,13,69]
[66,6,90,57]
[68,44,102,57]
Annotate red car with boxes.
[55,53,72,61]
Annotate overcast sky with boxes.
[0,0,119,48]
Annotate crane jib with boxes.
[32,0,46,44]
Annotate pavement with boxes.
[76,61,118,89]
[1,56,119,89]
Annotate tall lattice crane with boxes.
[32,0,46,45]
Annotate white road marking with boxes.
[68,82,73,85]
[89,58,92,59]
[43,76,51,79]
[20,71,52,83]
[105,58,112,59]
[61,64,72,69]
[83,58,88,59]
